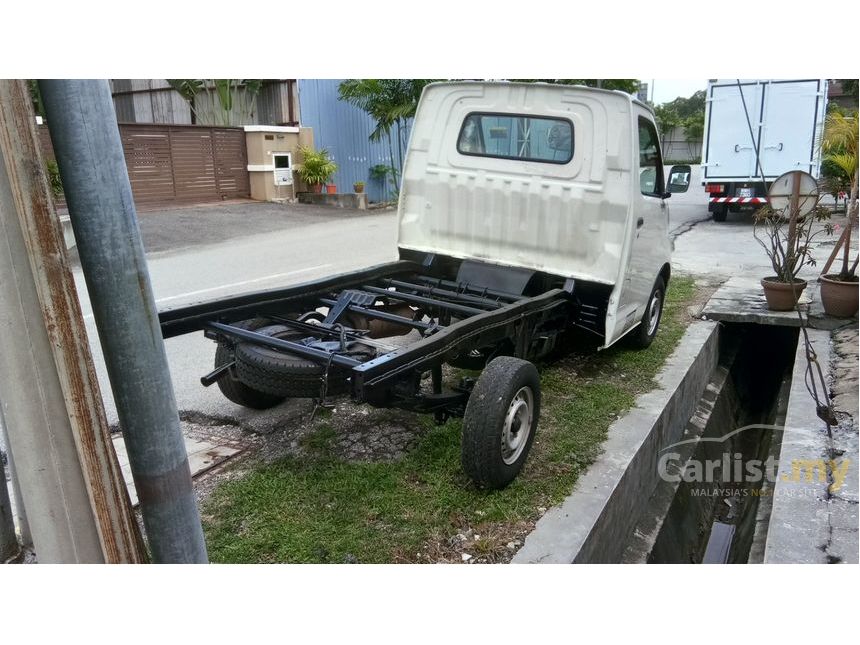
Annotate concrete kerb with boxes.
[764,328,858,564]
[514,321,720,564]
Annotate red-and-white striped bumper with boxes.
[709,197,768,204]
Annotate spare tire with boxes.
[214,319,287,409]
[234,324,373,398]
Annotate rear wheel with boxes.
[461,356,541,489]
[214,319,286,409]
[712,204,728,222]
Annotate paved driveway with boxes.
[67,200,391,263]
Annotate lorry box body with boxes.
[701,79,827,220]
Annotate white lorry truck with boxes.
[701,78,828,221]
[161,81,689,488]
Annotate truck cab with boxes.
[397,81,683,347]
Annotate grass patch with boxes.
[203,276,699,563]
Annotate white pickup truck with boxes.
[160,81,690,488]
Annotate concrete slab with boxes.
[763,328,859,564]
[702,276,853,331]
[111,434,241,507]
[671,216,848,280]
[298,192,368,210]
[513,321,720,564]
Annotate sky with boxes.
[649,79,709,105]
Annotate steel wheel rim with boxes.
[501,386,534,465]
[647,290,663,336]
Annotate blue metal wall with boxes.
[297,79,411,203]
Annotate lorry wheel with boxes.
[234,325,354,398]
[461,356,541,490]
[214,319,287,409]
[626,276,665,350]
[712,205,728,222]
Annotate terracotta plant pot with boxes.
[820,274,859,318]
[760,277,807,311]
[326,184,337,195]
[311,183,323,194]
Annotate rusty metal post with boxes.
[0,79,146,563]
[39,80,207,563]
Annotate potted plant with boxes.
[753,200,832,311]
[326,183,338,195]
[819,111,858,318]
[370,164,399,203]
[295,145,338,194]
[353,181,365,194]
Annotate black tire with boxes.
[626,276,665,350]
[712,205,728,222]
[234,325,354,398]
[461,356,541,490]
[214,319,286,409]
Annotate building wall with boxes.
[110,80,299,127]
[297,79,411,203]
[662,125,702,162]
[110,80,193,124]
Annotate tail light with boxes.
[706,184,725,194]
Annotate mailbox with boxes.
[273,153,293,186]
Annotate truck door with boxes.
[613,115,667,342]
[759,80,824,178]
[704,82,765,180]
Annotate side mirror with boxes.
[667,164,691,194]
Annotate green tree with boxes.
[838,79,858,98]
[662,90,706,119]
[511,79,640,93]
[822,110,859,278]
[27,80,44,118]
[654,104,681,146]
[654,90,706,160]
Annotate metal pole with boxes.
[39,80,207,563]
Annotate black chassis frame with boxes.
[159,260,574,419]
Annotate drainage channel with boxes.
[622,323,798,564]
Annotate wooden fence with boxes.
[39,123,250,207]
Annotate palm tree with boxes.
[822,111,858,279]
[338,79,435,188]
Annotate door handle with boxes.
[636,217,644,228]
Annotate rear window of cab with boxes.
[457,112,573,164]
